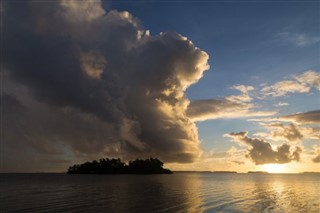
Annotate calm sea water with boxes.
[0,173,319,212]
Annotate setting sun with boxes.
[261,164,288,173]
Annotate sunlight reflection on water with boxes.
[0,173,319,212]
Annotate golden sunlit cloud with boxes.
[260,70,320,98]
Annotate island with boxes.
[67,157,173,174]
[248,171,268,174]
[301,172,320,174]
[174,171,213,173]
[212,171,237,173]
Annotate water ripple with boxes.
[0,173,319,212]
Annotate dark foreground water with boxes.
[0,173,319,213]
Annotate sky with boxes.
[1,0,319,173]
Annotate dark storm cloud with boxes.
[225,132,302,165]
[2,0,209,169]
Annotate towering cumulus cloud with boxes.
[2,0,209,169]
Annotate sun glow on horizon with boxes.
[261,164,289,173]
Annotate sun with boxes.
[261,164,288,173]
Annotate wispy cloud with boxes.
[279,110,320,125]
[226,84,254,103]
[276,32,320,47]
[187,99,276,122]
[260,70,320,98]
[274,102,289,107]
[187,84,276,122]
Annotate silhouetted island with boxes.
[67,158,173,174]
[212,171,237,173]
[302,172,320,174]
[248,171,268,174]
[174,171,212,173]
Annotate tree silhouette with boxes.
[67,158,172,174]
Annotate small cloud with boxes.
[225,131,302,165]
[313,155,320,163]
[312,145,320,163]
[295,70,320,90]
[260,70,320,98]
[203,150,229,159]
[232,160,245,165]
[251,113,320,144]
[274,102,289,107]
[231,84,254,94]
[261,80,310,97]
[227,84,254,103]
[265,122,303,143]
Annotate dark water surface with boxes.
[0,173,319,212]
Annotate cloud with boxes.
[295,71,320,90]
[225,132,302,165]
[187,98,276,122]
[299,127,320,140]
[2,0,210,170]
[203,150,229,159]
[276,32,320,47]
[232,160,245,165]
[226,84,254,103]
[59,0,105,22]
[265,122,303,142]
[187,83,278,122]
[261,81,309,97]
[260,70,320,97]
[312,146,320,163]
[251,110,320,144]
[313,155,320,163]
[279,110,320,125]
[202,146,245,160]
[274,102,289,107]
[267,122,320,142]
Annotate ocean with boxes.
[0,173,319,212]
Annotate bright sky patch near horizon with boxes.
[1,0,319,173]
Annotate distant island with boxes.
[174,171,213,173]
[67,158,173,174]
[248,171,268,174]
[302,172,320,174]
[174,171,237,173]
[212,171,237,173]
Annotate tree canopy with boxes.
[67,158,172,174]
